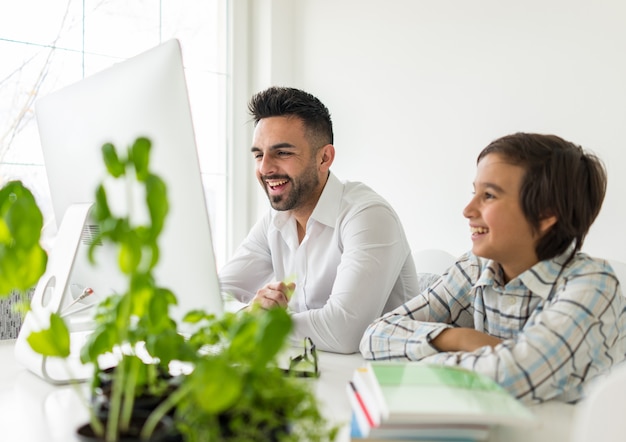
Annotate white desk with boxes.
[0,339,575,441]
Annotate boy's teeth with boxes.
[471,226,489,234]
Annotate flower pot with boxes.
[93,366,181,418]
[76,411,181,442]
[81,365,184,441]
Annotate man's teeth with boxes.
[471,226,489,234]
[267,179,288,188]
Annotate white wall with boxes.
[245,0,626,262]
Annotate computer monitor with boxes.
[15,39,223,383]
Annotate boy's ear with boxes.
[538,214,558,235]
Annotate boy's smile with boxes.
[470,226,489,236]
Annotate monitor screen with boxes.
[16,39,222,382]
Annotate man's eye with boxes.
[277,151,292,156]
[253,153,262,160]
[484,192,495,199]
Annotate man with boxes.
[219,86,418,353]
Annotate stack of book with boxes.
[347,362,536,441]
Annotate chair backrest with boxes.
[412,248,457,276]
[411,249,457,294]
[571,362,626,442]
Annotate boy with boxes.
[360,133,626,403]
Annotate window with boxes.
[0,0,229,266]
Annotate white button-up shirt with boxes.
[219,172,419,353]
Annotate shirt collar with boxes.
[309,172,342,228]
[474,248,573,300]
[475,258,504,288]
[518,249,572,300]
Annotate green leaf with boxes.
[283,274,296,300]
[0,181,47,295]
[130,137,151,181]
[17,246,48,290]
[101,143,126,178]
[92,184,112,222]
[147,287,177,329]
[26,313,70,357]
[0,245,48,295]
[4,185,44,249]
[0,218,9,243]
[183,310,214,324]
[228,317,259,359]
[81,322,117,363]
[144,240,160,272]
[145,174,168,237]
[145,329,187,365]
[118,234,142,274]
[189,359,242,413]
[254,308,292,364]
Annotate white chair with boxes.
[412,249,457,294]
[412,248,457,276]
[571,362,626,442]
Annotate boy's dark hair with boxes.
[248,86,334,148]
[478,132,607,262]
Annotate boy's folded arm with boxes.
[431,327,502,352]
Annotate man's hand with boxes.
[250,281,296,310]
[431,328,502,352]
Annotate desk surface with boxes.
[0,339,575,441]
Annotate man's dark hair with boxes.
[248,86,333,147]
[478,132,607,263]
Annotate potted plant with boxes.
[3,138,181,441]
[2,137,338,441]
[80,137,338,441]
[72,136,184,441]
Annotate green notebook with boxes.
[348,362,537,440]
[367,362,535,427]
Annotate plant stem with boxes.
[108,360,124,442]
[140,381,193,439]
[121,356,140,431]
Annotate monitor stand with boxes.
[14,203,117,384]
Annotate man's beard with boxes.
[266,167,319,212]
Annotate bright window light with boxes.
[0,0,229,266]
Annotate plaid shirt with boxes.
[360,250,626,404]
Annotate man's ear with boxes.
[538,214,558,235]
[319,144,335,171]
